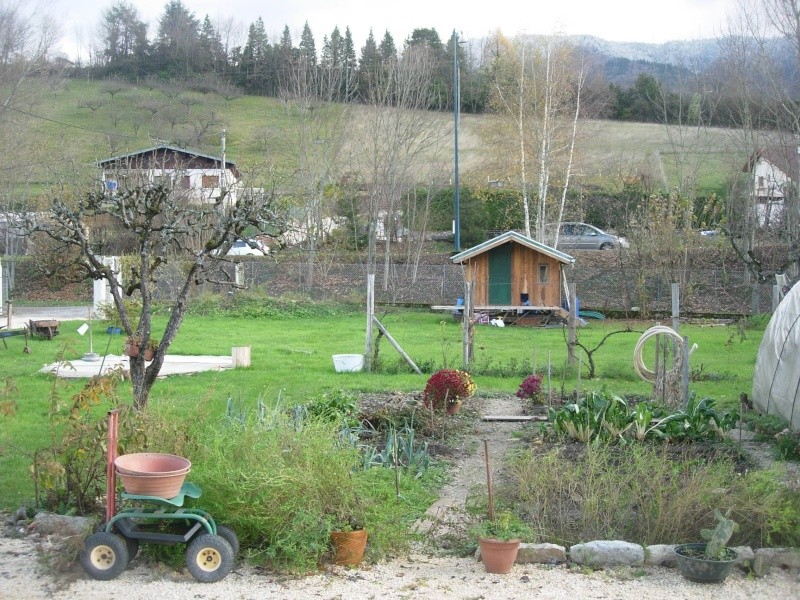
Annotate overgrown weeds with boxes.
[501,443,800,548]
[131,398,440,572]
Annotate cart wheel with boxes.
[185,534,233,583]
[80,532,129,580]
[215,525,239,558]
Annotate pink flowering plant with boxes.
[516,374,544,405]
[423,369,476,410]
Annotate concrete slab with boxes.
[38,354,232,378]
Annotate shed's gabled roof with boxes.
[451,230,575,265]
[98,145,239,178]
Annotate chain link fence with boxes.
[4,244,780,315]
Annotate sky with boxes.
[51,0,736,62]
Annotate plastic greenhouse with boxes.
[752,283,800,431]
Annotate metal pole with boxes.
[365,274,375,372]
[452,30,461,252]
[671,283,680,333]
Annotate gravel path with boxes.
[1,536,798,600]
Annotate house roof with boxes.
[451,230,575,265]
[743,147,800,179]
[98,145,240,178]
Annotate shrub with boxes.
[776,430,800,461]
[29,367,142,515]
[133,400,439,572]
[515,374,543,404]
[422,369,476,411]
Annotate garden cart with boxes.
[28,319,60,339]
[79,410,238,583]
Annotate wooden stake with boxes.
[483,439,495,522]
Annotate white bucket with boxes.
[332,354,364,373]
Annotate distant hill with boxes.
[517,34,796,91]
[570,35,722,69]
[507,34,715,88]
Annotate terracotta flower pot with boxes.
[479,538,520,574]
[114,453,190,498]
[446,402,461,415]
[330,528,367,566]
[124,343,139,358]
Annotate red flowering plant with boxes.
[516,374,544,406]
[423,369,476,411]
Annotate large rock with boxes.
[31,512,95,537]
[516,543,567,565]
[569,540,644,567]
[753,547,800,577]
[732,546,755,571]
[644,544,677,567]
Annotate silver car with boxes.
[546,222,629,250]
[225,239,268,256]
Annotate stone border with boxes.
[478,539,800,578]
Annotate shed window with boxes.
[202,174,220,189]
[180,175,190,189]
[538,264,549,284]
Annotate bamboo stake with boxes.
[393,428,400,498]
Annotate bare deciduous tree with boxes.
[356,44,448,293]
[27,178,282,411]
[277,52,354,291]
[717,0,800,286]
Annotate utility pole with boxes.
[220,129,227,203]
[452,30,461,252]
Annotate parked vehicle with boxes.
[545,222,629,250]
[224,239,268,256]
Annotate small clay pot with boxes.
[330,528,368,566]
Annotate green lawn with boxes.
[0,305,763,508]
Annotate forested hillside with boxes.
[3,0,800,294]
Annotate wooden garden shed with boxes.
[451,231,575,318]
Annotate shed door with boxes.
[488,244,512,304]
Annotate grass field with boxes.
[20,79,771,198]
[0,303,764,509]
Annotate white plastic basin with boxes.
[332,354,364,372]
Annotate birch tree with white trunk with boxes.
[483,33,586,243]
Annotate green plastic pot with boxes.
[674,543,737,583]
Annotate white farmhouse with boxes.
[743,146,800,227]
[98,145,242,207]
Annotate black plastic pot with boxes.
[674,543,737,583]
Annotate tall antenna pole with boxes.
[220,129,227,201]
[453,30,461,252]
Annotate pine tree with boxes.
[154,0,201,77]
[379,30,397,62]
[299,22,317,66]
